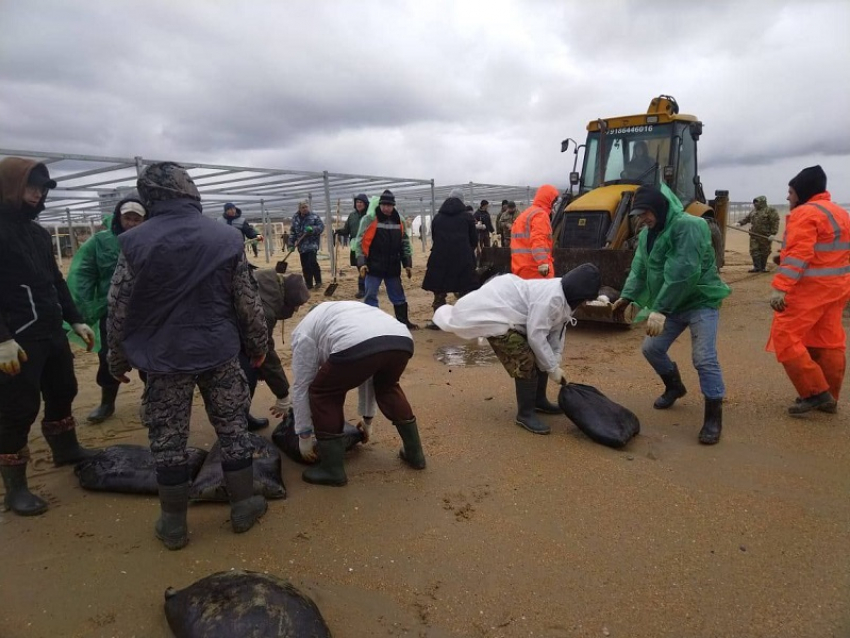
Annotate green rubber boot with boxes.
[302,437,348,486]
[395,417,427,469]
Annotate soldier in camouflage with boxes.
[496,201,519,248]
[738,196,779,272]
[107,162,269,550]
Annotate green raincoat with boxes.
[349,195,380,256]
[621,185,731,321]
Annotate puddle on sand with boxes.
[434,343,498,367]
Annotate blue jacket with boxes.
[288,211,325,253]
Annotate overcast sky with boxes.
[2,0,849,204]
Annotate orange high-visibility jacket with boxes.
[768,192,850,360]
[510,185,558,279]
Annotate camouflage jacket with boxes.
[740,198,779,236]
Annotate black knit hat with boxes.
[480,200,489,207]
[379,189,395,205]
[788,165,827,205]
[501,199,509,206]
[629,185,669,217]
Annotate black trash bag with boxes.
[188,432,286,502]
[558,383,640,448]
[164,570,332,638]
[74,444,207,495]
[271,409,364,465]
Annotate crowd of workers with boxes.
[0,155,847,552]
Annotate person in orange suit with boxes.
[510,185,559,279]
[768,165,850,415]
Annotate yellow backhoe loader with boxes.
[480,95,728,323]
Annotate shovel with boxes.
[726,224,782,244]
[324,199,342,296]
[276,235,306,273]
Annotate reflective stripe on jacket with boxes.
[772,192,850,295]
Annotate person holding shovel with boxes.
[288,201,324,290]
[738,196,779,272]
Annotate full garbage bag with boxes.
[164,570,332,638]
[188,432,286,501]
[558,383,640,448]
[74,444,207,495]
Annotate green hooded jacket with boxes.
[67,214,120,329]
[621,184,730,321]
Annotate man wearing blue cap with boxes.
[220,202,259,241]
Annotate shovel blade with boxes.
[323,282,339,297]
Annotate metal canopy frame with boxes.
[0,149,537,268]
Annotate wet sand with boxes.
[1,230,848,638]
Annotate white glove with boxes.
[298,434,318,463]
[646,311,666,337]
[72,323,95,352]
[768,235,777,243]
[475,222,485,230]
[269,395,292,419]
[547,367,567,385]
[537,263,550,276]
[0,339,28,376]
[356,417,373,443]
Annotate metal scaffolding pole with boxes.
[54,225,63,268]
[322,172,334,276]
[429,179,437,251]
[260,199,270,264]
[65,208,76,256]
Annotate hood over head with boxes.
[136,162,201,209]
[353,193,369,208]
[560,263,601,311]
[0,158,55,219]
[111,194,148,235]
[282,274,311,319]
[788,165,827,205]
[630,185,671,252]
[531,184,559,212]
[438,195,467,216]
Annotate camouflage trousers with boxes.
[144,356,253,468]
[487,329,539,380]
[749,237,772,260]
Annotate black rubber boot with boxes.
[653,363,687,409]
[748,257,759,273]
[42,419,100,467]
[87,385,119,424]
[246,412,269,431]
[698,397,723,445]
[534,372,561,414]
[393,302,419,330]
[155,481,190,551]
[514,378,551,435]
[355,276,366,299]
[1,459,48,516]
[794,396,838,414]
[788,391,836,415]
[224,464,268,533]
[394,417,427,469]
[302,437,348,486]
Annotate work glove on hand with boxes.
[537,263,550,276]
[298,434,318,463]
[72,323,96,352]
[611,297,632,319]
[270,395,292,419]
[405,267,412,279]
[0,339,28,376]
[547,367,567,385]
[768,235,777,243]
[769,288,787,312]
[646,311,666,337]
[359,265,369,278]
[356,416,373,443]
[304,225,314,234]
[475,222,485,230]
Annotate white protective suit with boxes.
[433,274,575,375]
[290,301,413,436]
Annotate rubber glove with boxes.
[359,265,369,278]
[547,367,567,385]
[72,323,96,352]
[269,395,291,419]
[769,288,786,312]
[305,225,314,234]
[475,222,485,230]
[0,339,28,376]
[405,267,412,279]
[356,416,374,443]
[537,263,550,276]
[611,297,632,318]
[646,311,666,337]
[298,434,318,463]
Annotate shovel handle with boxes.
[726,224,781,244]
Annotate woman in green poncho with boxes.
[67,196,147,423]
[613,184,731,445]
